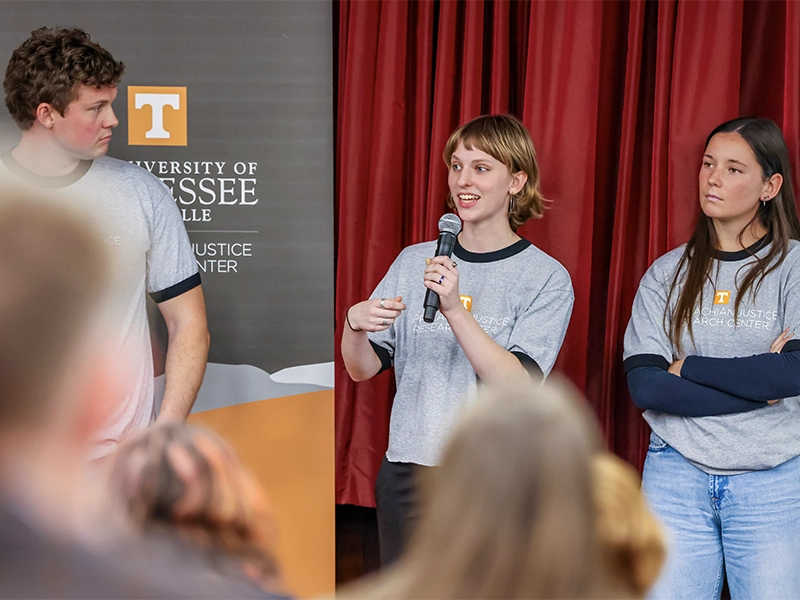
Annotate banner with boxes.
[0,2,334,596]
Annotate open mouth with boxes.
[458,194,480,206]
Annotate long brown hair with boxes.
[347,378,602,599]
[667,117,800,353]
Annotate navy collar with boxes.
[712,236,769,262]
[453,237,531,263]
[1,151,92,188]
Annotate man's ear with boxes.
[34,103,59,129]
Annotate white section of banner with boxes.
[271,362,334,389]
[156,361,334,413]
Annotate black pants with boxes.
[374,457,431,567]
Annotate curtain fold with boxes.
[335,0,800,506]
[599,0,646,460]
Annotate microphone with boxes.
[423,213,462,323]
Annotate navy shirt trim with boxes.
[454,237,531,263]
[149,273,202,303]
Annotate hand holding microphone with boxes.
[423,214,462,322]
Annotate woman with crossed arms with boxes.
[624,117,800,598]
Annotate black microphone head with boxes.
[438,213,462,235]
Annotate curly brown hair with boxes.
[4,27,124,130]
[443,114,547,230]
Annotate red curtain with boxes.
[334,0,800,507]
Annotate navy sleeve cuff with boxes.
[369,341,393,374]
[782,339,800,353]
[623,353,670,373]
[511,351,544,379]
[149,273,202,303]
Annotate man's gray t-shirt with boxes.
[369,238,574,466]
[0,154,199,459]
[624,240,800,473]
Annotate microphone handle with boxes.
[423,231,457,323]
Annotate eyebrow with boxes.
[704,154,748,167]
[450,153,495,164]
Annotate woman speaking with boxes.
[342,115,574,564]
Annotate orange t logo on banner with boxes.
[714,290,731,305]
[128,86,187,146]
[460,295,473,312]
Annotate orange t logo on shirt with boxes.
[714,290,731,305]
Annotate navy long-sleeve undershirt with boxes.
[680,340,800,401]
[624,354,768,417]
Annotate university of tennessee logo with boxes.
[128,86,187,146]
[714,290,731,305]
[460,295,473,312]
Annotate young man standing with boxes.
[2,27,210,459]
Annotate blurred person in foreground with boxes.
[2,26,209,460]
[0,195,270,599]
[592,453,666,599]
[0,194,120,596]
[342,378,602,599]
[102,421,290,597]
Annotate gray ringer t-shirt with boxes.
[624,240,800,473]
[369,238,574,466]
[1,155,199,459]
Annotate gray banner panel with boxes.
[0,1,334,378]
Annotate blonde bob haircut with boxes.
[443,114,546,230]
[592,453,666,599]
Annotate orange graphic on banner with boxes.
[714,290,731,305]
[128,86,187,146]
[460,295,473,311]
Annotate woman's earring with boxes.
[509,193,516,213]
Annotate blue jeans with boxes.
[642,432,800,600]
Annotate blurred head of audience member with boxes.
[0,192,147,598]
[592,453,666,599]
[104,421,284,593]
[348,378,602,599]
[0,191,115,524]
